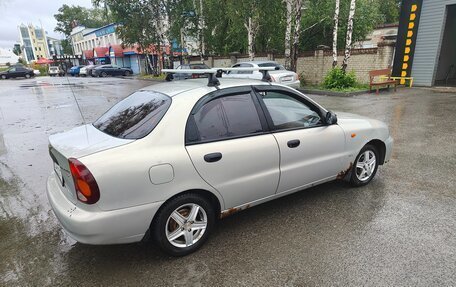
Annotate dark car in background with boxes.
[0,66,34,79]
[169,63,210,80]
[92,65,133,77]
[69,65,85,77]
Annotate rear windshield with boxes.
[190,64,209,69]
[93,90,171,139]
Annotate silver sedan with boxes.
[47,78,393,256]
[222,60,301,88]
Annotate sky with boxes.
[0,0,94,50]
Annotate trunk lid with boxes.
[270,71,297,85]
[48,124,133,203]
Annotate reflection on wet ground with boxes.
[0,77,455,286]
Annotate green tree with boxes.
[12,44,21,56]
[61,39,73,55]
[54,4,110,37]
[377,0,401,24]
[94,0,167,73]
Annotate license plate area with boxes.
[281,76,293,82]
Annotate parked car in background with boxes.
[49,66,65,77]
[69,65,85,77]
[86,65,101,77]
[222,61,300,88]
[0,66,34,79]
[47,71,393,256]
[169,63,210,80]
[92,65,133,77]
[80,65,98,77]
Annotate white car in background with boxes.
[222,61,301,88]
[47,69,392,256]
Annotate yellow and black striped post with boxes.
[392,0,423,84]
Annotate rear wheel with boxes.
[101,72,108,77]
[1,75,6,80]
[152,193,215,256]
[350,144,379,187]
[25,74,31,79]
[124,70,131,76]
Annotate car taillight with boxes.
[296,73,300,80]
[270,75,276,82]
[69,158,100,204]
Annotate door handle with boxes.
[204,152,222,163]
[287,139,300,148]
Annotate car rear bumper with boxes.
[277,80,300,89]
[47,173,163,245]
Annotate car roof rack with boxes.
[162,67,278,87]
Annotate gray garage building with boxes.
[393,0,456,86]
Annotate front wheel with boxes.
[124,70,131,76]
[1,75,6,80]
[25,74,31,79]
[101,72,108,77]
[350,144,379,187]
[152,193,215,256]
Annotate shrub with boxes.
[299,71,306,87]
[323,67,357,90]
[31,63,48,76]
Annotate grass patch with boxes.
[302,83,369,92]
[139,73,166,80]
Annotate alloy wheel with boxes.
[355,150,376,181]
[165,203,208,248]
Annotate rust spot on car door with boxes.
[337,162,353,180]
[220,204,250,219]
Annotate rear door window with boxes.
[187,93,263,143]
[93,90,171,139]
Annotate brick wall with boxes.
[189,41,395,84]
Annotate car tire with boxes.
[350,144,379,187]
[101,72,108,77]
[124,70,131,76]
[151,193,215,257]
[25,74,31,79]
[1,75,6,80]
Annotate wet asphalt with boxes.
[0,76,455,286]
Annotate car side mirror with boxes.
[325,111,337,125]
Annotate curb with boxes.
[297,88,369,97]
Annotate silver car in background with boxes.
[222,61,301,88]
[47,75,392,256]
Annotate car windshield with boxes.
[93,90,171,139]
[257,62,285,70]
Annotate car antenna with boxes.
[64,65,89,142]
[65,71,87,125]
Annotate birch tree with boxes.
[332,0,340,68]
[283,0,293,70]
[341,0,356,72]
[245,15,260,61]
[290,0,302,72]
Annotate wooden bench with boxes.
[369,69,398,94]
